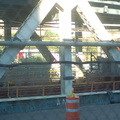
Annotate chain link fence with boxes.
[0,62,120,98]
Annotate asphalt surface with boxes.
[1,103,120,120]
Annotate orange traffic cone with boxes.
[66,88,80,120]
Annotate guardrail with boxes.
[0,80,120,98]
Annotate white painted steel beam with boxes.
[77,1,112,41]
[59,4,72,96]
[76,0,120,61]
[88,0,120,5]
[93,6,120,15]
[31,32,56,62]
[0,0,57,79]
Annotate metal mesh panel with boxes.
[0,62,120,98]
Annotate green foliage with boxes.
[82,37,97,53]
[44,30,57,36]
[0,37,5,52]
[43,30,59,41]
[19,56,46,63]
[0,46,5,52]
[42,30,60,52]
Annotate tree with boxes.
[43,30,59,41]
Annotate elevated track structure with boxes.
[1,0,120,96]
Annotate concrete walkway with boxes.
[1,103,120,120]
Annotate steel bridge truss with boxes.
[0,0,120,95]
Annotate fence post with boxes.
[42,87,44,96]
[113,82,115,90]
[16,87,19,97]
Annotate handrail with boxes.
[0,81,120,98]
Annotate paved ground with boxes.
[1,103,120,120]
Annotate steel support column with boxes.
[59,6,72,96]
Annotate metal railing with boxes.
[1,80,120,98]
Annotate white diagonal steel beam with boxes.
[0,0,58,79]
[76,0,120,61]
[31,32,56,62]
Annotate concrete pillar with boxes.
[59,7,72,96]
[4,21,11,41]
